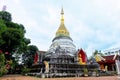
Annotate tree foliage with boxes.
[0,19,7,45]
[22,45,38,67]
[0,52,8,76]
[93,50,103,56]
[0,11,12,22]
[1,28,24,52]
[89,50,104,60]
[0,11,27,53]
[0,10,39,74]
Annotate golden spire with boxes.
[56,8,70,37]
[61,8,64,23]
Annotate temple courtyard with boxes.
[0,75,119,80]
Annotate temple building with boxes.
[40,8,98,77]
[31,8,99,77]
[95,48,120,74]
[103,48,120,56]
[43,8,78,75]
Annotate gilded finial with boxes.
[61,8,64,15]
[61,8,64,23]
[55,8,70,37]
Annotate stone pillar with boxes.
[111,64,114,71]
[115,60,120,74]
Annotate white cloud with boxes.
[12,0,20,4]
[0,0,4,10]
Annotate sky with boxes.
[0,0,120,57]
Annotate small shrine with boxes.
[95,52,120,74]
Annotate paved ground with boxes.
[0,75,119,80]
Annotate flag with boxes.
[34,52,38,64]
[78,49,87,65]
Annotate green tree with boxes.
[0,10,32,74]
[89,50,104,60]
[18,38,31,54]
[93,50,103,56]
[0,11,12,22]
[1,28,24,52]
[0,10,30,54]
[0,51,8,76]
[22,45,38,67]
[0,19,7,45]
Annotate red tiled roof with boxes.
[102,55,114,60]
[97,55,117,64]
